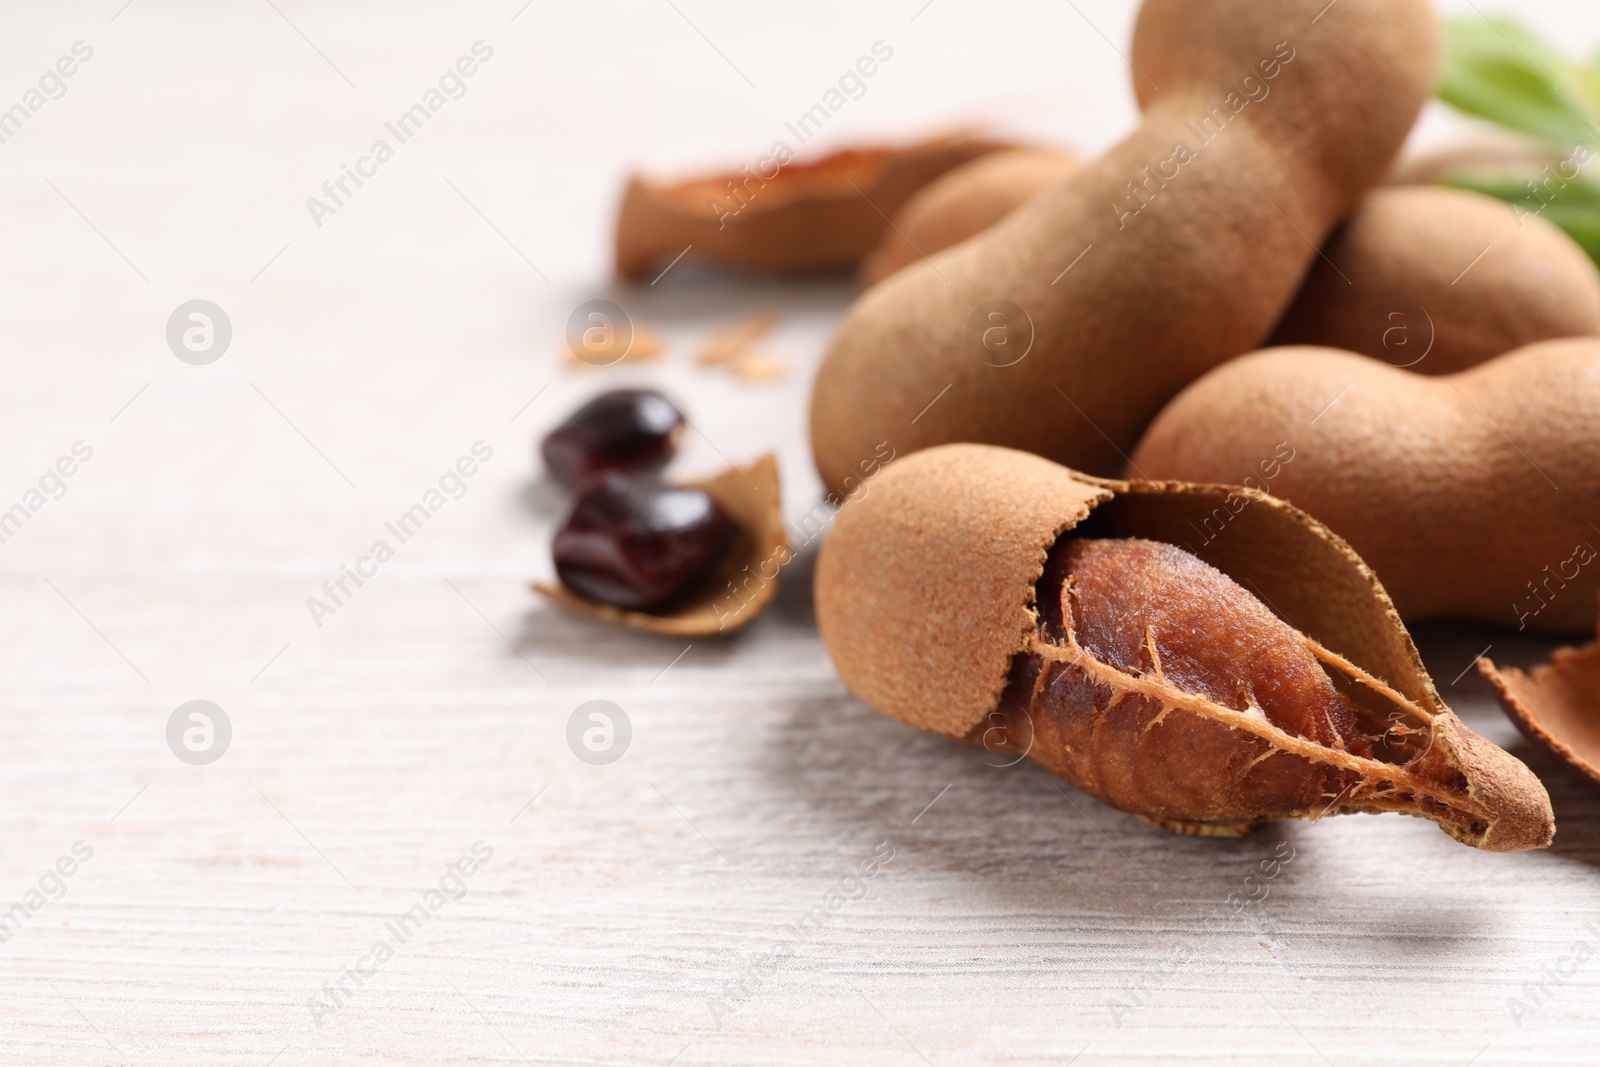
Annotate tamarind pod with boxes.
[860,174,1600,371]
[1268,186,1600,374]
[1129,339,1600,631]
[857,149,1078,288]
[815,444,1553,851]
[810,0,1438,493]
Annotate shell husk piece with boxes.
[535,454,785,636]
[816,444,1112,739]
[814,444,1553,851]
[614,133,1011,280]
[1481,618,1600,791]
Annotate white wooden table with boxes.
[1,2,1598,1064]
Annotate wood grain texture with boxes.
[0,2,1596,1064]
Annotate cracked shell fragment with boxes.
[1481,616,1600,792]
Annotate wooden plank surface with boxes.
[0,2,1598,1064]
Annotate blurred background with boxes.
[0,2,1597,1064]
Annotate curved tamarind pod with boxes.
[1268,186,1600,373]
[860,179,1600,371]
[809,0,1437,494]
[1129,339,1600,631]
[613,133,1010,280]
[857,149,1078,288]
[815,444,1553,851]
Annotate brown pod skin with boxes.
[857,149,1078,289]
[613,133,1010,280]
[1481,618,1600,791]
[862,180,1600,372]
[814,444,1552,851]
[1269,187,1600,374]
[809,0,1438,494]
[1129,340,1600,631]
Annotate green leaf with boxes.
[1433,18,1600,267]
[1541,206,1600,264]
[1587,47,1600,114]
[1440,17,1598,148]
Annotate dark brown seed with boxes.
[541,389,686,487]
[552,473,736,610]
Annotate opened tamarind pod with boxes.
[858,148,1078,288]
[1269,186,1600,373]
[1130,339,1600,632]
[613,132,1011,281]
[815,444,1552,851]
[809,0,1437,494]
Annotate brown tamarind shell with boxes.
[613,133,1012,281]
[857,147,1079,289]
[1481,623,1600,791]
